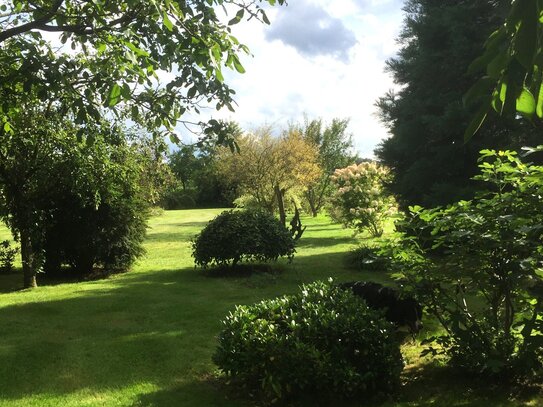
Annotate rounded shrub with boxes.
[192,209,295,268]
[213,280,404,403]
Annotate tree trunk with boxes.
[20,230,37,288]
[305,189,318,217]
[274,184,286,226]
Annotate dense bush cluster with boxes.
[0,240,18,273]
[191,209,295,268]
[213,280,403,402]
[41,132,149,275]
[389,150,543,380]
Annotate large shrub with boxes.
[329,162,396,237]
[390,150,543,380]
[42,129,149,275]
[213,280,403,403]
[192,209,295,268]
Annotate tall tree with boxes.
[0,0,285,144]
[217,127,322,225]
[299,118,354,217]
[376,0,539,209]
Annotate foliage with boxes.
[166,122,242,208]
[390,150,543,380]
[348,244,391,272]
[191,209,295,268]
[0,102,70,287]
[329,162,396,237]
[0,0,285,144]
[376,0,539,209]
[213,280,403,403]
[296,117,355,217]
[42,127,150,275]
[465,0,543,138]
[0,240,18,273]
[216,127,322,224]
[161,188,197,210]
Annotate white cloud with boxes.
[175,0,405,158]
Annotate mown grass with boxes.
[0,209,541,406]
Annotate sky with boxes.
[188,0,406,158]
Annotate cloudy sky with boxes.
[191,0,406,158]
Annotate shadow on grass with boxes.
[392,363,542,407]
[296,236,353,249]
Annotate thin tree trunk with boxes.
[274,184,286,226]
[20,230,37,288]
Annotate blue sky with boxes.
[188,0,406,157]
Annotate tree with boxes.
[0,0,285,144]
[298,118,354,217]
[0,99,71,288]
[0,105,149,287]
[217,127,322,225]
[376,0,539,209]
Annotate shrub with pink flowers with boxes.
[329,162,396,237]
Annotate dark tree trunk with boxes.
[20,230,37,288]
[274,184,286,226]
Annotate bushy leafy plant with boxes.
[42,130,149,275]
[329,162,396,237]
[0,240,18,273]
[390,150,543,380]
[213,280,403,403]
[192,209,295,268]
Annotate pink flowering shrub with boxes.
[329,162,396,237]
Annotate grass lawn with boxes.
[0,209,541,406]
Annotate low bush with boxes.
[0,240,18,273]
[191,209,295,268]
[213,280,403,403]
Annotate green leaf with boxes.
[163,12,174,31]
[464,104,489,142]
[107,83,122,106]
[233,56,245,73]
[536,83,543,118]
[228,9,244,26]
[516,87,536,116]
[463,76,495,106]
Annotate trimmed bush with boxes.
[192,209,295,268]
[213,280,404,403]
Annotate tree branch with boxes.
[0,0,64,43]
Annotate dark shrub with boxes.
[42,131,149,276]
[0,240,18,273]
[192,209,295,268]
[348,244,391,271]
[213,280,403,403]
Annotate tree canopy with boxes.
[0,0,285,143]
[376,0,539,209]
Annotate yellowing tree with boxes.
[217,127,322,224]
